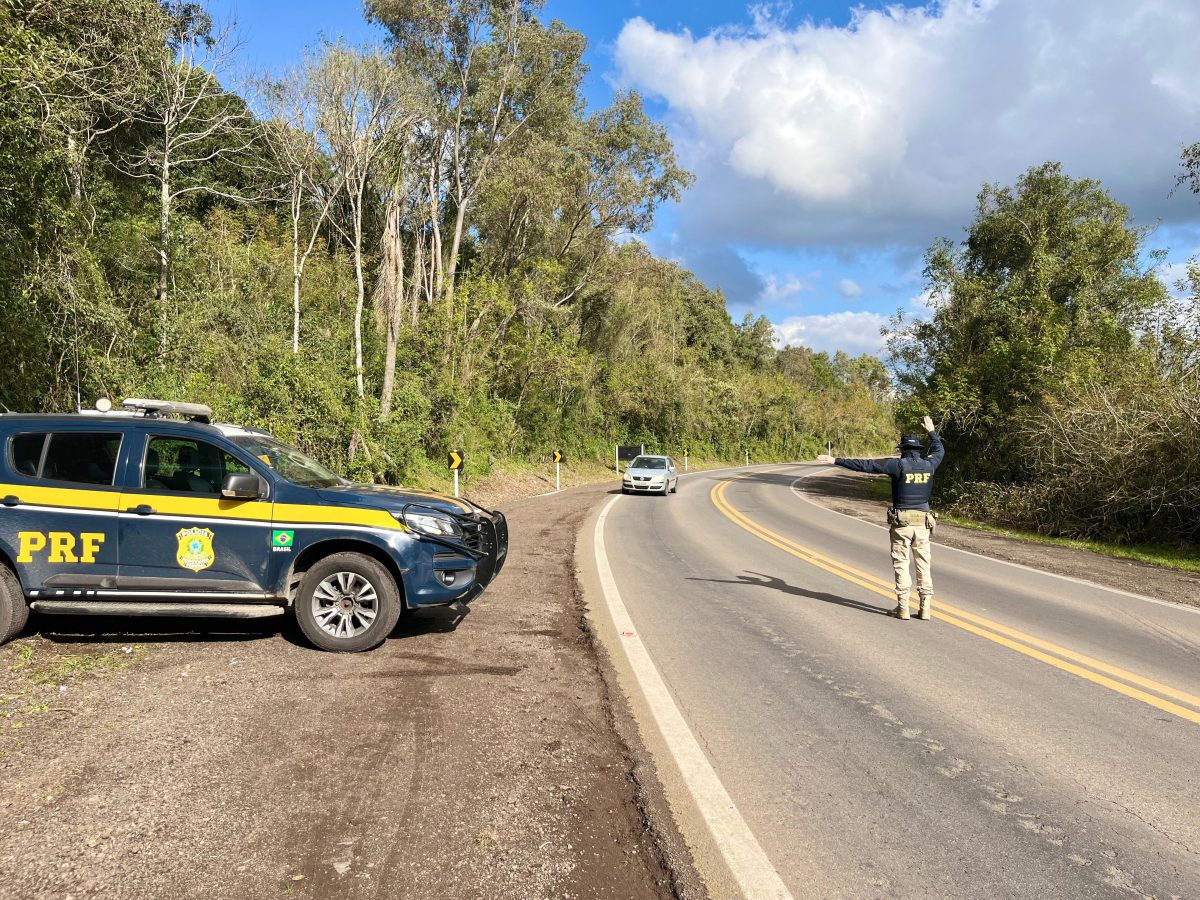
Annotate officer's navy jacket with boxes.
[834,431,945,511]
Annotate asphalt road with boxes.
[594,465,1200,900]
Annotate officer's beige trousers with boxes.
[890,524,932,603]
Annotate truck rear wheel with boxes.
[0,565,29,645]
[294,552,402,652]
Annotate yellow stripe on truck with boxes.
[1,483,122,513]
[2,483,404,531]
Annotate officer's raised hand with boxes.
[922,415,935,433]
[816,454,836,465]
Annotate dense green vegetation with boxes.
[4,1,1194,551]
[0,0,895,486]
[890,162,1199,546]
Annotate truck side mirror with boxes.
[221,472,262,500]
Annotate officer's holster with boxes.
[887,508,928,528]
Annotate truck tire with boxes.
[293,552,402,652]
[0,565,29,645]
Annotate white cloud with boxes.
[908,288,937,317]
[761,272,814,302]
[774,311,890,355]
[616,0,1200,254]
[837,278,862,298]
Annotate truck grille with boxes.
[460,519,486,553]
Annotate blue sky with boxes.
[209,0,1200,356]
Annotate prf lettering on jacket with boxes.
[16,532,106,564]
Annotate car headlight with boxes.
[397,509,463,539]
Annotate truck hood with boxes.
[317,483,482,518]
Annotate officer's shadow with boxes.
[689,571,890,617]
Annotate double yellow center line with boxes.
[711,474,1200,726]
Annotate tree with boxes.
[474,89,691,306]
[3,0,164,209]
[368,0,586,314]
[0,0,164,409]
[373,134,429,420]
[734,313,776,371]
[118,3,259,352]
[310,42,418,401]
[1176,140,1200,199]
[258,64,345,354]
[887,162,1169,478]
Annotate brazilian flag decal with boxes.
[272,530,295,551]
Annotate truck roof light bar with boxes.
[119,398,213,423]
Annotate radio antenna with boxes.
[71,275,82,413]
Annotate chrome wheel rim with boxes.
[311,571,379,639]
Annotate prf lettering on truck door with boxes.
[17,532,106,564]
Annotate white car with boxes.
[621,455,678,496]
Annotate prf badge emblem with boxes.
[176,527,215,571]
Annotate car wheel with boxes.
[0,565,29,645]
[671,480,678,494]
[294,552,402,652]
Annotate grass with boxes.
[938,516,1200,573]
[853,474,1200,574]
[2,639,146,738]
[10,640,145,686]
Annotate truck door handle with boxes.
[127,504,156,516]
[2,495,19,507]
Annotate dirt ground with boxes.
[0,483,684,900]
[801,469,1200,609]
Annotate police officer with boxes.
[816,416,945,620]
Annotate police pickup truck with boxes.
[0,399,507,652]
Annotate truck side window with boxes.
[41,433,122,486]
[10,433,46,477]
[144,436,250,494]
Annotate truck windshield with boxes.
[229,435,345,488]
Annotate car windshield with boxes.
[229,434,345,488]
[631,457,667,469]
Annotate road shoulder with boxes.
[0,483,681,900]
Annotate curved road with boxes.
[589,464,1200,899]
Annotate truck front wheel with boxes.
[294,552,402,652]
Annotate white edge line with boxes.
[788,469,1200,617]
[594,494,794,900]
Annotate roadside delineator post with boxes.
[683,449,689,473]
[553,450,564,492]
[448,450,464,497]
[744,448,750,467]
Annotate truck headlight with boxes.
[397,509,463,539]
